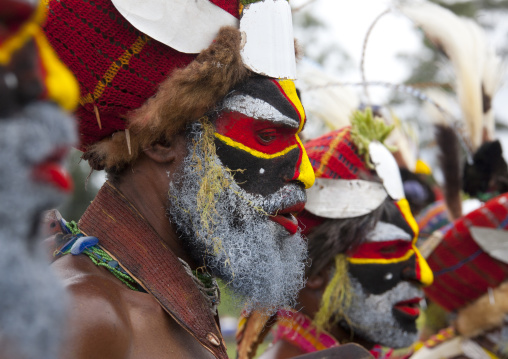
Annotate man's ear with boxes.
[144,134,186,164]
[306,265,331,290]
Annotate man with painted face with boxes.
[0,1,78,358]
[43,0,315,358]
[237,110,433,359]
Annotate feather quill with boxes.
[398,2,503,151]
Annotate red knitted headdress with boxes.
[44,0,248,170]
[298,127,373,234]
[425,193,508,312]
[298,110,403,234]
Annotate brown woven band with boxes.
[79,182,228,359]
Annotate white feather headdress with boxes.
[397,1,504,151]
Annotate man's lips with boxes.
[393,297,422,319]
[269,202,305,235]
[32,149,73,193]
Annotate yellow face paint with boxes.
[214,133,299,159]
[276,79,306,131]
[348,198,434,287]
[296,136,315,189]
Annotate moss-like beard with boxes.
[340,276,423,349]
[167,121,307,313]
[0,102,76,359]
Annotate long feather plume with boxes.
[297,60,360,139]
[435,124,462,220]
[398,2,503,151]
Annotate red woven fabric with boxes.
[304,127,371,181]
[44,0,238,151]
[425,193,508,312]
[209,0,240,18]
[79,183,228,359]
[297,127,374,233]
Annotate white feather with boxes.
[398,1,503,150]
[296,60,360,139]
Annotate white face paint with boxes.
[341,277,423,349]
[167,122,307,313]
[259,168,265,174]
[365,221,412,243]
[222,94,299,128]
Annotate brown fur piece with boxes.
[456,281,508,338]
[86,26,249,171]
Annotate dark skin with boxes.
[52,133,216,359]
[260,265,375,359]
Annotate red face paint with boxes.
[215,112,301,156]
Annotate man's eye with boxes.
[257,129,277,145]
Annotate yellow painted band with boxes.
[296,135,315,189]
[277,79,306,132]
[347,248,415,265]
[397,198,420,241]
[33,30,79,111]
[0,0,47,65]
[396,197,433,285]
[214,133,298,159]
[415,245,434,287]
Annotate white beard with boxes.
[167,122,308,313]
[342,276,423,348]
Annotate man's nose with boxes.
[402,247,434,287]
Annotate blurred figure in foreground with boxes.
[0,0,78,357]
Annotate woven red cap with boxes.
[425,193,508,312]
[304,127,372,181]
[44,0,239,151]
[297,127,375,233]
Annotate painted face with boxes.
[343,199,433,348]
[214,78,314,234]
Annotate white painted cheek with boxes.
[259,168,265,174]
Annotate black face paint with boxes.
[214,139,300,197]
[348,255,418,295]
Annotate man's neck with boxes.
[112,159,197,267]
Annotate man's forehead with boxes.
[222,78,304,129]
[365,221,413,243]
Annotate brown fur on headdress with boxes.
[456,281,508,338]
[85,26,249,171]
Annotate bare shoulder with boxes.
[52,254,133,359]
